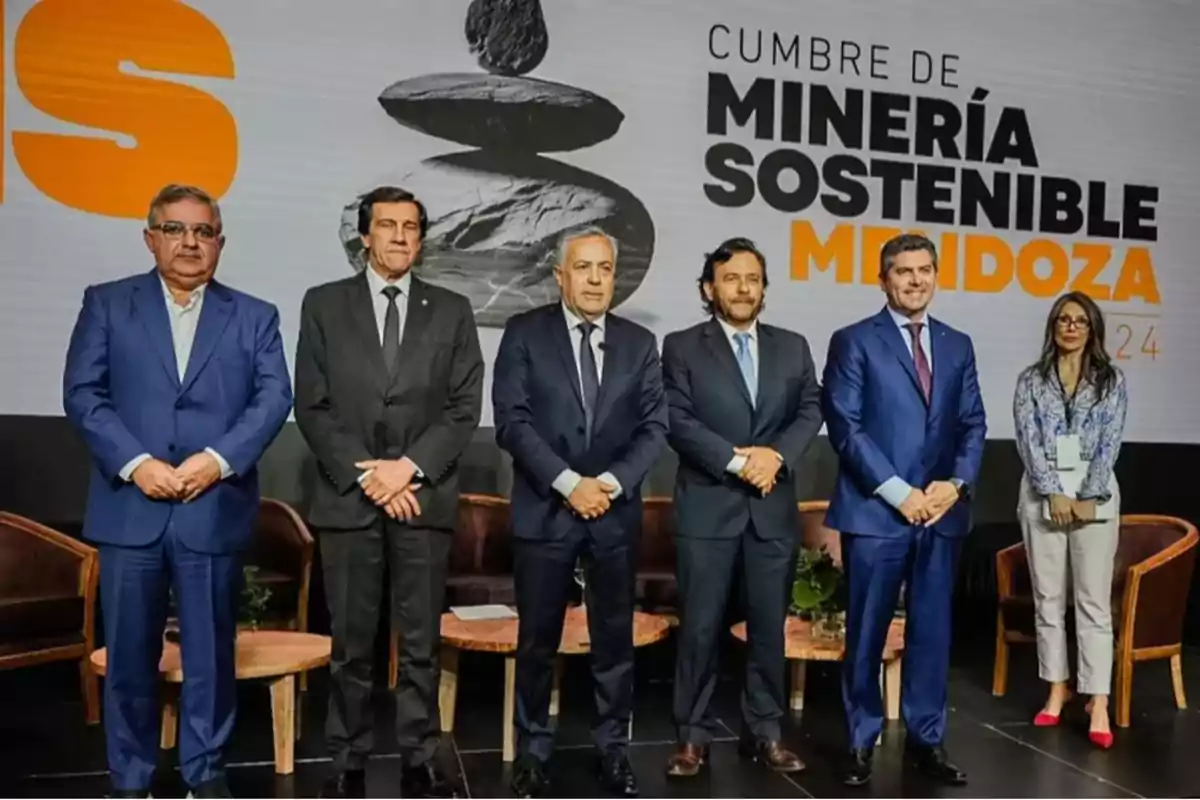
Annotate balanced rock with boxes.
[378,73,623,153]
[339,150,655,327]
[465,0,548,77]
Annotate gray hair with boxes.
[147,184,222,230]
[555,224,619,267]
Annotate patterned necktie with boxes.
[734,332,756,406]
[381,285,402,377]
[578,321,600,439]
[905,322,932,404]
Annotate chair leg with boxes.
[438,646,460,733]
[1115,655,1133,728]
[1170,653,1187,710]
[81,658,101,725]
[991,613,1009,697]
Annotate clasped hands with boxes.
[1048,494,1097,527]
[355,458,422,521]
[898,481,961,526]
[566,477,617,520]
[735,446,782,495]
[131,453,222,503]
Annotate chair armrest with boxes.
[995,542,1027,601]
[1118,526,1198,652]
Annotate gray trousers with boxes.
[1016,473,1120,695]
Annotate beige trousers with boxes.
[1016,472,1120,695]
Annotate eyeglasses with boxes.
[150,221,219,242]
[1056,315,1090,330]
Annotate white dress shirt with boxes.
[118,277,233,483]
[552,303,622,501]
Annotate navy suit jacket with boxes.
[493,303,668,541]
[822,307,986,538]
[663,318,823,540]
[63,269,293,554]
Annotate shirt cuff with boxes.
[401,456,424,480]
[726,454,748,474]
[119,453,153,482]
[597,471,623,500]
[552,469,583,499]
[204,448,234,480]
[875,476,914,510]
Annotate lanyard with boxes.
[1054,366,1079,429]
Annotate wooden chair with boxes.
[993,514,1198,727]
[636,496,677,616]
[0,512,100,724]
[246,498,315,689]
[797,500,839,566]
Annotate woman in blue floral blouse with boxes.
[1013,291,1127,749]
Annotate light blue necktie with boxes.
[734,332,756,406]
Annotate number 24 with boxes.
[1114,324,1158,360]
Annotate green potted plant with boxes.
[164,564,273,643]
[790,545,846,639]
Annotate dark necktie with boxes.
[578,321,600,439]
[905,321,932,404]
[382,285,402,377]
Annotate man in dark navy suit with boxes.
[63,184,293,798]
[822,233,987,787]
[492,225,668,798]
[661,238,822,778]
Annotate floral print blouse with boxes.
[1012,364,1128,501]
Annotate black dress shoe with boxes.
[187,776,233,798]
[904,743,968,785]
[510,756,550,798]
[596,750,639,797]
[843,747,874,787]
[319,769,366,799]
[738,736,806,773]
[400,761,458,798]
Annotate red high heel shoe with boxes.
[1089,730,1114,749]
[1033,690,1074,726]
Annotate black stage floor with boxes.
[3,627,1197,798]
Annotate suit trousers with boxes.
[100,528,241,791]
[841,526,961,750]
[513,525,637,762]
[319,519,451,770]
[672,526,797,744]
[1017,473,1120,695]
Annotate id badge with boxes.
[1055,434,1081,470]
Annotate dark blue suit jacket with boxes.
[493,304,668,541]
[822,307,986,538]
[63,269,293,555]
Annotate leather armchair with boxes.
[993,514,1198,727]
[0,512,100,724]
[246,498,315,689]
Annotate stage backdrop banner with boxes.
[1,0,1196,440]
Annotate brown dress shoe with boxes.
[666,743,707,778]
[739,738,806,773]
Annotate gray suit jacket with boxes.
[294,271,484,531]
[662,318,823,540]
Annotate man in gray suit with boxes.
[661,237,823,778]
[295,186,484,799]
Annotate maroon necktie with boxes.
[905,322,932,404]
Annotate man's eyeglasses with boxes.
[150,221,219,242]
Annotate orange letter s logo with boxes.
[13,0,237,218]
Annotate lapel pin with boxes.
[422,299,428,306]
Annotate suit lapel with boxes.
[133,271,180,388]
[549,306,585,414]
[592,316,630,431]
[388,277,434,391]
[702,318,754,409]
[873,309,924,403]
[349,271,389,395]
[753,324,779,425]
[179,281,234,395]
[928,318,951,415]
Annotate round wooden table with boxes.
[730,616,906,718]
[90,630,331,775]
[438,606,671,762]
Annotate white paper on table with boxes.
[451,605,518,621]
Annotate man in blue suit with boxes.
[822,233,986,788]
[63,184,293,798]
[493,225,668,798]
